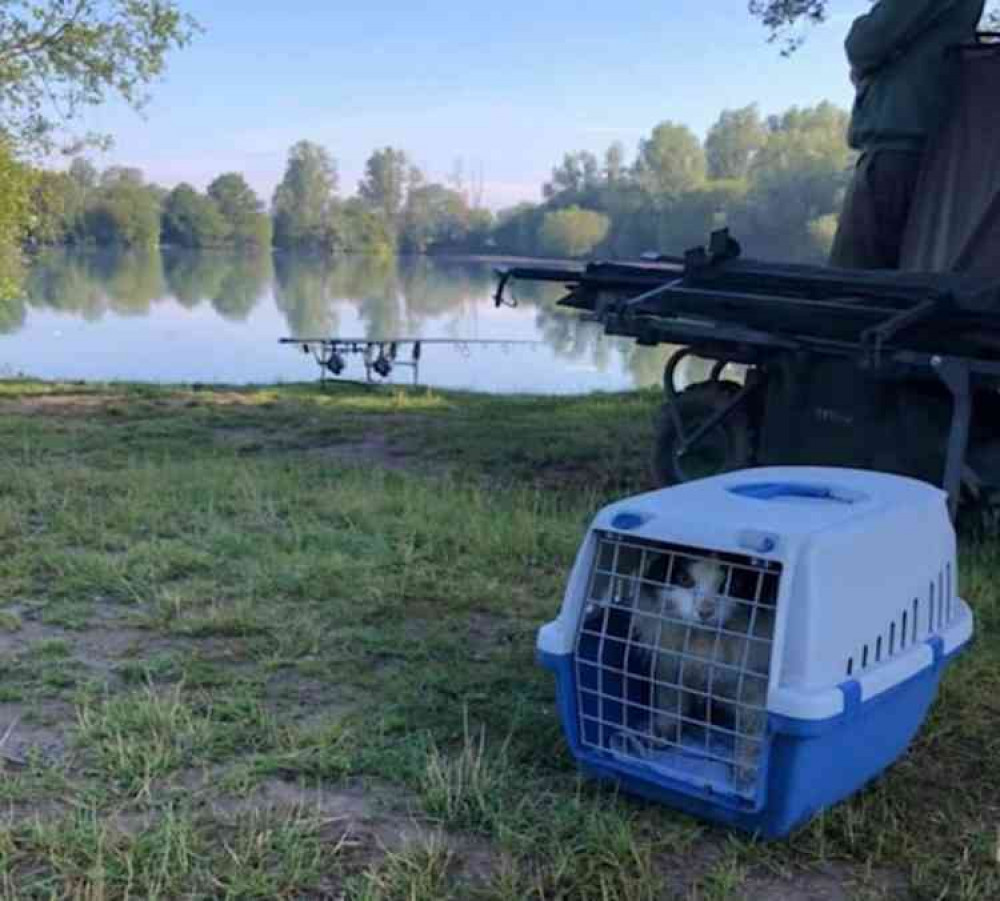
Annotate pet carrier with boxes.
[537,467,974,839]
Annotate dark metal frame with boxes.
[494,236,1000,519]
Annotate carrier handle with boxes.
[728,482,863,504]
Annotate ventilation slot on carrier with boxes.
[848,604,921,676]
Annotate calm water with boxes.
[0,248,686,394]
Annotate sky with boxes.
[78,0,872,210]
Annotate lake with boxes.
[0,248,686,394]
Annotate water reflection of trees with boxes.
[12,248,682,391]
[163,249,273,320]
[274,253,673,390]
[516,277,674,389]
[24,248,164,318]
[273,253,340,338]
[0,297,26,334]
[20,248,273,325]
[273,254,494,340]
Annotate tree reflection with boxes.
[398,258,492,320]
[0,296,26,334]
[329,255,402,338]
[23,248,166,319]
[10,248,686,392]
[163,249,227,308]
[86,248,166,316]
[163,249,273,320]
[273,252,340,338]
[24,249,106,320]
[212,252,273,321]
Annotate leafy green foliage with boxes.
[358,146,419,236]
[161,183,229,248]
[208,172,271,248]
[401,183,476,253]
[635,121,707,198]
[544,151,601,200]
[0,0,199,154]
[0,138,29,298]
[731,102,851,260]
[750,1,997,52]
[272,140,338,251]
[706,104,768,180]
[83,172,161,247]
[537,206,610,258]
[488,101,850,264]
[330,197,395,257]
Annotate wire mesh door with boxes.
[574,531,781,800]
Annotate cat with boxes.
[629,555,773,787]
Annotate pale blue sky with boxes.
[80,0,870,208]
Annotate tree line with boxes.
[18,99,851,268]
[4,0,999,303]
[16,142,495,260]
[496,101,852,264]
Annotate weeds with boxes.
[0,380,994,898]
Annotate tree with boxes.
[272,141,338,250]
[24,169,76,245]
[328,198,395,257]
[207,173,258,222]
[731,102,851,261]
[604,143,627,185]
[543,151,601,200]
[537,206,610,258]
[84,177,161,247]
[0,140,30,297]
[493,203,545,257]
[100,166,146,188]
[358,147,417,233]
[706,105,768,180]
[0,1,198,154]
[401,183,470,253]
[161,184,229,248]
[749,2,997,51]
[208,173,271,248]
[634,122,706,199]
[68,158,99,192]
[654,181,750,255]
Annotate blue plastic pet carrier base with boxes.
[538,468,974,839]
[540,638,963,839]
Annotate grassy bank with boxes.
[0,379,997,899]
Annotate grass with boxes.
[0,377,996,898]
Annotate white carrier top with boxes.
[592,467,947,559]
[540,467,970,722]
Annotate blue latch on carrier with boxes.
[537,467,974,839]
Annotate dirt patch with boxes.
[0,700,75,765]
[466,612,533,651]
[211,779,381,821]
[738,864,909,901]
[0,393,124,417]
[305,434,422,473]
[211,423,434,475]
[264,671,360,728]
[207,776,450,857]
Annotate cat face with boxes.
[659,558,733,626]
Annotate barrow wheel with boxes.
[653,381,753,487]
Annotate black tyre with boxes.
[653,381,753,487]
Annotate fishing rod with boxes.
[279,336,541,385]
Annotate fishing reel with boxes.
[324,350,346,377]
[371,342,399,379]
